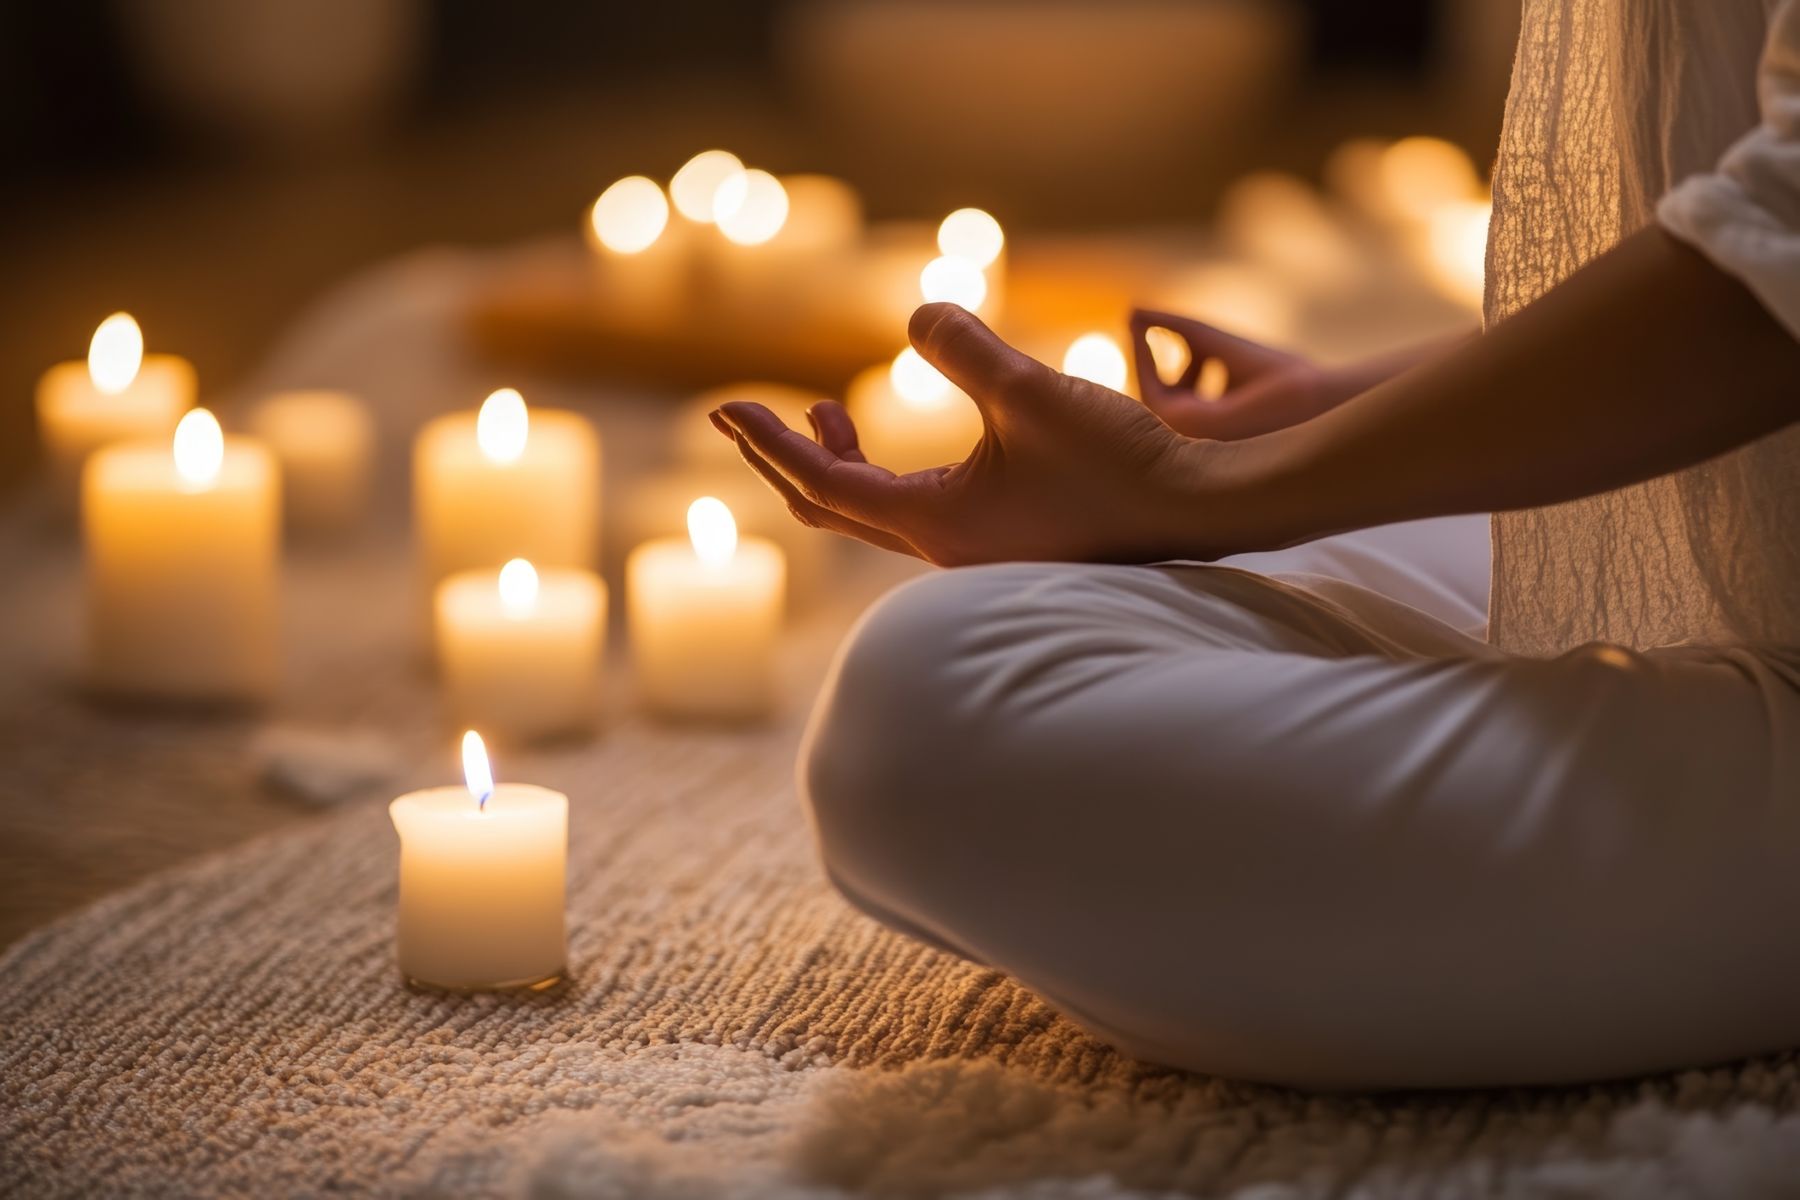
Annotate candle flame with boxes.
[713,169,788,246]
[497,558,539,619]
[461,729,495,811]
[687,496,737,568]
[918,256,987,313]
[936,208,1004,268]
[1061,333,1128,392]
[670,150,745,223]
[477,388,529,464]
[1377,136,1483,222]
[889,348,953,411]
[172,408,224,488]
[590,175,669,255]
[89,313,144,394]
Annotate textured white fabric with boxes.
[1488,0,1800,660]
[801,520,1800,1089]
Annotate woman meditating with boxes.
[712,0,1800,1089]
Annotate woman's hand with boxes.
[1129,310,1462,442]
[712,304,1263,567]
[1129,309,1340,441]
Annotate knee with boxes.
[798,565,1027,920]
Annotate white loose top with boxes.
[1487,0,1800,669]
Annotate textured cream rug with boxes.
[7,712,1800,1199]
[6,251,1800,1197]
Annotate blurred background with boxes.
[0,0,1519,494]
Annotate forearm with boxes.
[1223,228,1800,548]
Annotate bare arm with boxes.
[1222,227,1800,549]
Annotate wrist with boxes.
[1175,424,1328,558]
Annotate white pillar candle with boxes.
[627,497,784,720]
[708,172,862,316]
[618,467,830,607]
[247,389,376,536]
[83,408,280,700]
[936,207,1007,312]
[845,348,983,474]
[37,313,194,508]
[586,175,688,322]
[389,731,567,991]
[435,558,606,744]
[414,387,601,595]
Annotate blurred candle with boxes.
[37,313,194,508]
[1061,332,1129,392]
[414,387,600,596]
[619,467,830,607]
[389,731,567,991]
[1423,198,1492,310]
[435,558,606,744]
[669,149,745,224]
[1375,136,1484,223]
[627,498,784,720]
[710,172,862,313]
[247,389,375,536]
[936,207,1006,316]
[919,254,988,314]
[846,348,983,474]
[83,408,279,700]
[586,175,684,318]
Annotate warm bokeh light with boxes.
[687,496,738,567]
[461,729,494,809]
[1197,357,1230,402]
[714,169,789,245]
[1216,171,1360,287]
[1143,326,1192,385]
[1155,263,1296,345]
[890,348,954,410]
[498,558,539,619]
[88,313,144,394]
[590,176,670,254]
[1061,333,1128,392]
[670,150,745,223]
[477,388,529,464]
[1426,199,1492,309]
[918,255,988,311]
[1378,137,1483,222]
[172,408,224,488]
[937,207,1005,268]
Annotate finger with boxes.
[729,431,919,557]
[806,400,867,463]
[908,302,1057,417]
[1129,308,1279,381]
[717,401,921,529]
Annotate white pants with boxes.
[799,517,1800,1090]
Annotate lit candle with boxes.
[83,408,280,700]
[619,467,829,607]
[627,497,784,720]
[435,558,606,744]
[935,206,1006,317]
[246,389,375,536]
[1422,198,1491,310]
[669,149,747,226]
[1061,332,1130,392]
[586,174,684,320]
[845,348,983,474]
[414,387,600,596]
[389,731,567,991]
[708,172,863,315]
[37,313,195,508]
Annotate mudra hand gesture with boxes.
[711,303,1271,566]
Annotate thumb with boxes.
[908,303,1058,418]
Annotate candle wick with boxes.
[478,787,491,813]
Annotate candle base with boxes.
[403,968,565,994]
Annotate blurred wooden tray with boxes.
[463,232,1191,395]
